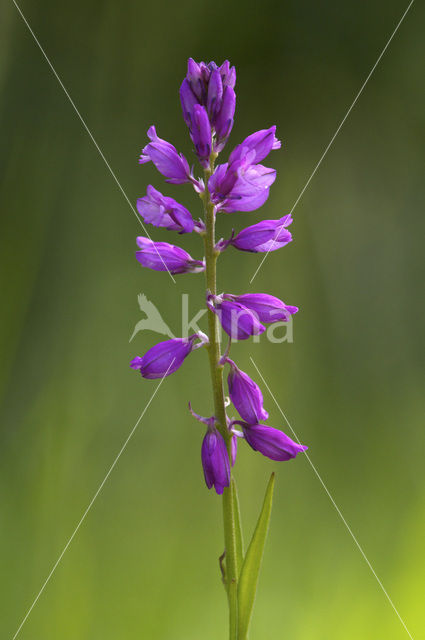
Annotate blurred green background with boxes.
[1,0,424,638]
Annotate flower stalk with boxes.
[202,156,240,639]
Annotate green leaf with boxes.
[232,477,244,575]
[237,473,275,640]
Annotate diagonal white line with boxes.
[249,0,415,284]
[250,356,414,639]
[12,0,177,283]
[11,364,173,640]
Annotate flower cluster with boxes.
[131,58,307,495]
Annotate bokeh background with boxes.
[1,0,424,638]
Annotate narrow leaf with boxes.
[237,472,275,640]
[232,477,244,575]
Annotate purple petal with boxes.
[137,185,195,234]
[209,297,265,340]
[201,428,231,494]
[221,186,272,213]
[231,216,293,252]
[207,69,223,120]
[187,58,204,101]
[139,126,191,184]
[214,86,236,152]
[135,237,205,274]
[243,423,308,461]
[229,126,281,165]
[131,337,196,379]
[210,162,276,213]
[180,78,198,128]
[227,358,269,423]
[219,60,236,88]
[227,293,298,323]
[130,356,144,370]
[190,105,212,168]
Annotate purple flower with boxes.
[228,126,281,165]
[189,403,236,477]
[139,126,192,184]
[130,334,203,379]
[239,422,308,461]
[226,358,269,423]
[231,215,293,252]
[207,294,265,340]
[208,158,276,213]
[135,237,205,274]
[202,426,231,495]
[190,105,212,168]
[137,185,195,233]
[224,293,298,323]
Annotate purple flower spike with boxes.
[130,335,200,379]
[207,294,265,340]
[135,237,205,274]
[137,185,195,234]
[224,293,298,323]
[241,423,308,461]
[226,358,269,423]
[190,105,212,168]
[228,126,281,165]
[139,126,191,184]
[231,215,293,252]
[202,427,231,495]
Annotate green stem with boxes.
[202,155,239,640]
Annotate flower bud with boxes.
[189,105,212,168]
[186,58,206,101]
[241,423,308,461]
[130,335,200,379]
[180,78,199,128]
[228,126,281,165]
[207,294,265,340]
[139,126,191,184]
[219,60,236,89]
[224,293,298,323]
[137,185,195,234]
[214,86,236,152]
[180,59,237,154]
[226,358,269,423]
[135,237,205,274]
[231,215,292,252]
[207,69,223,121]
[201,427,231,495]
